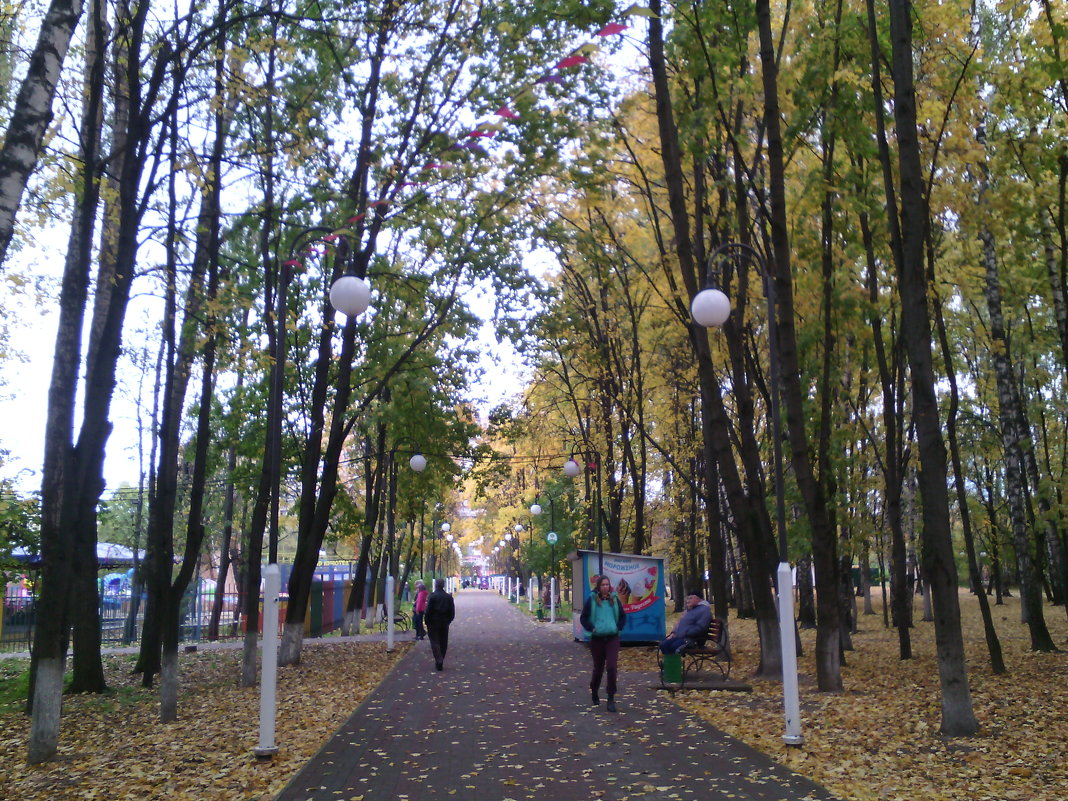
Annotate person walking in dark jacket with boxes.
[424,578,456,671]
[579,575,626,712]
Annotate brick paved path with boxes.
[274,590,838,801]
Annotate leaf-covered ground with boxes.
[0,591,1065,801]
[618,590,1068,801]
[0,640,410,800]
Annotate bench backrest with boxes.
[706,617,728,649]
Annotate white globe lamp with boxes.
[329,275,371,316]
[691,288,731,328]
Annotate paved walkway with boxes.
[274,591,839,801]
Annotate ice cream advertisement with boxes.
[570,550,666,643]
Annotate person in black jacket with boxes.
[579,574,626,712]
[424,578,456,671]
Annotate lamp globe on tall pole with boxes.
[562,445,602,575]
[692,241,802,747]
[259,225,372,759]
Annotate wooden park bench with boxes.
[375,604,411,633]
[657,616,732,689]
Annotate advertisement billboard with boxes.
[569,549,665,643]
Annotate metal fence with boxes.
[2,583,247,655]
[1,573,364,655]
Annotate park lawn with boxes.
[618,589,1068,801]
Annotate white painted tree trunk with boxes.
[160,650,179,723]
[278,621,304,666]
[26,656,65,763]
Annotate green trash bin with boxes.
[662,652,683,684]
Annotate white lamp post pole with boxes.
[256,226,376,758]
[691,241,803,746]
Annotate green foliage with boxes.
[96,486,144,550]
[0,482,38,585]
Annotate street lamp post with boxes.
[563,441,602,575]
[531,495,556,599]
[691,241,802,746]
[437,521,450,578]
[257,225,371,759]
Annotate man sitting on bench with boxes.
[659,589,713,654]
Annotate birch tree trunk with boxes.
[979,229,1056,651]
[0,0,85,268]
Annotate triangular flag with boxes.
[466,130,496,138]
[347,213,366,222]
[555,55,589,70]
[368,199,390,207]
[283,259,301,267]
[495,106,520,119]
[536,72,565,85]
[596,22,627,36]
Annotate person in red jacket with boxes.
[412,581,428,641]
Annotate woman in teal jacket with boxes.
[579,575,626,712]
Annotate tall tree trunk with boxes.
[63,0,111,697]
[142,73,186,691]
[887,0,977,735]
[863,0,913,660]
[646,0,782,677]
[210,434,240,641]
[933,283,1005,673]
[159,14,230,716]
[26,0,107,761]
[755,0,842,691]
[979,229,1055,650]
[241,13,280,688]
